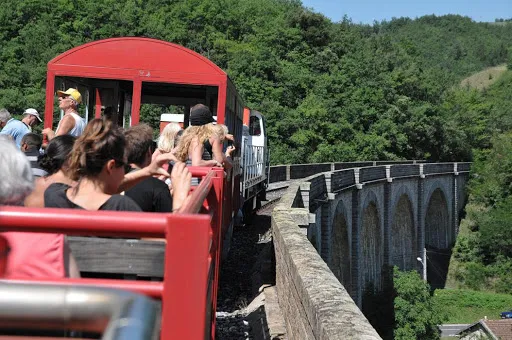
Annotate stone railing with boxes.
[272,182,381,340]
[268,160,424,183]
[271,162,471,340]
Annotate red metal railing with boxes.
[0,167,226,340]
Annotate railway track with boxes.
[255,181,291,215]
[216,183,289,339]
[256,197,281,215]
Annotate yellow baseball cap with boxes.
[57,88,82,104]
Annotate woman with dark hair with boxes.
[44,119,191,211]
[44,119,140,210]
[24,135,76,208]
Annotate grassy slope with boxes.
[434,289,512,324]
[459,64,507,90]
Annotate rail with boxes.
[242,144,266,191]
[0,283,159,340]
[0,167,225,340]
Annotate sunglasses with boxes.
[114,159,132,173]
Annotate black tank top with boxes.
[202,139,213,160]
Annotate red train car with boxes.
[44,36,243,237]
[1,37,246,339]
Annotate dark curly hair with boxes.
[38,135,76,175]
[68,119,125,181]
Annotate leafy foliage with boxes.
[2,0,512,303]
[1,0,512,334]
[450,131,512,291]
[393,267,444,340]
[1,2,512,164]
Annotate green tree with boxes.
[394,267,444,340]
[479,196,512,260]
[470,133,512,207]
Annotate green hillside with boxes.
[441,69,512,296]
[1,2,512,164]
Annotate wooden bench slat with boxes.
[68,236,166,277]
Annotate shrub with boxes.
[463,262,488,290]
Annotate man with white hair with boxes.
[42,88,86,140]
[0,108,42,148]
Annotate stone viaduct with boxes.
[269,161,470,339]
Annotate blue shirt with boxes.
[0,118,30,148]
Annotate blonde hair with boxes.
[212,124,229,140]
[175,123,227,162]
[157,123,182,153]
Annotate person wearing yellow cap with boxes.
[42,88,86,140]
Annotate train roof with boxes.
[48,37,228,85]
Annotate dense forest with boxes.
[1,1,512,336]
[447,74,512,294]
[1,0,511,164]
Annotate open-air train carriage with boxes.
[44,36,244,231]
[0,37,250,339]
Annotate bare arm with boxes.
[42,115,75,141]
[55,115,75,137]
[169,162,192,212]
[211,137,233,169]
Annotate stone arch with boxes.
[425,188,450,249]
[391,194,416,270]
[330,201,351,292]
[424,187,451,289]
[360,194,383,291]
[390,184,417,227]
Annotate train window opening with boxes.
[54,76,90,123]
[249,115,261,136]
[53,76,133,127]
[140,103,185,139]
[141,82,218,130]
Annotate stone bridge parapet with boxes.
[271,162,470,339]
